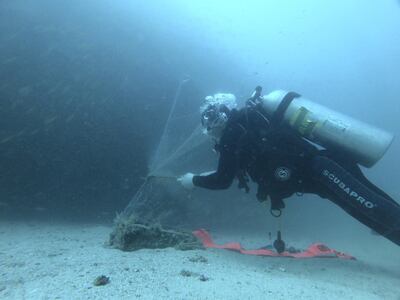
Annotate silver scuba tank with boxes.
[262,90,394,168]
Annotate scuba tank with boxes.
[262,90,394,168]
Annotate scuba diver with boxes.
[177,87,400,247]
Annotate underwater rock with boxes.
[180,269,195,277]
[109,214,203,251]
[198,275,209,282]
[180,270,209,281]
[188,255,208,263]
[93,275,110,286]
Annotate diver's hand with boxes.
[177,173,195,190]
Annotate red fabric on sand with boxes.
[193,229,355,259]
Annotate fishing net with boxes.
[109,78,214,250]
[149,78,208,177]
[121,78,212,219]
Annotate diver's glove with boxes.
[177,173,195,190]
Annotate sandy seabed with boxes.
[0,221,399,300]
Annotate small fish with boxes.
[25,107,35,115]
[0,135,15,144]
[16,129,26,137]
[34,206,47,212]
[30,129,40,135]
[44,116,58,125]
[66,114,75,123]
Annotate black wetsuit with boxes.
[193,106,400,247]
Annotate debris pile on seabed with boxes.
[108,173,203,251]
[109,213,202,251]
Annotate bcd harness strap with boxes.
[236,93,303,213]
[270,91,301,129]
[262,92,302,215]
